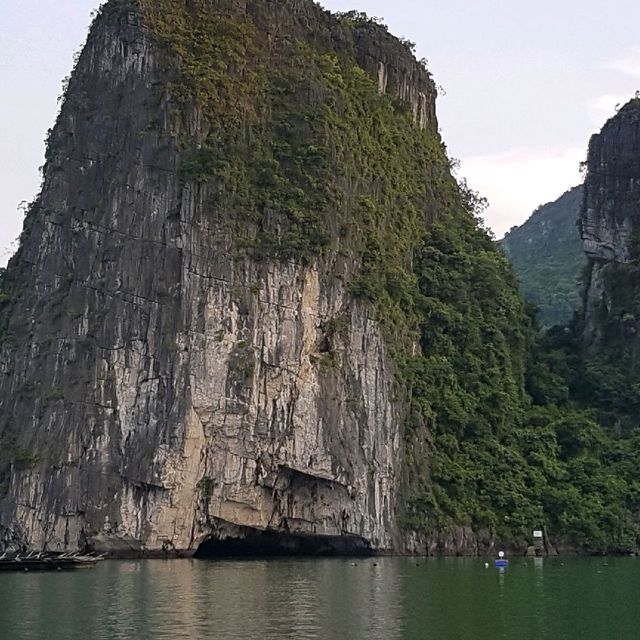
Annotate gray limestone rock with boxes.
[581,99,640,347]
[0,0,440,555]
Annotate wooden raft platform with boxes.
[0,551,105,572]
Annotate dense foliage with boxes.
[526,325,640,551]
[501,186,586,328]
[132,0,640,553]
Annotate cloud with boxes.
[458,146,584,239]
[607,48,640,79]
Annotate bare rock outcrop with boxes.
[0,0,441,555]
[582,99,640,347]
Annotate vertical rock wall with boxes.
[582,99,640,347]
[0,0,439,554]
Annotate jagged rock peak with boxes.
[102,0,438,130]
[582,97,640,264]
[582,97,640,347]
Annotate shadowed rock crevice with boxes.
[194,530,373,558]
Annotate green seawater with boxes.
[0,557,637,639]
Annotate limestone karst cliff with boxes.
[0,2,436,550]
[582,98,640,354]
[0,0,529,555]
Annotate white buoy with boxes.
[484,562,489,569]
[494,550,509,568]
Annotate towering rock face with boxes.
[582,99,640,350]
[0,0,441,554]
[501,186,585,328]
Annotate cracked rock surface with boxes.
[582,99,640,347]
[0,1,442,554]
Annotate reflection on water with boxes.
[0,558,402,640]
[1,557,639,639]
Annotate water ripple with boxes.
[1,557,638,639]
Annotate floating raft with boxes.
[0,551,105,572]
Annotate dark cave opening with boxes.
[194,531,373,558]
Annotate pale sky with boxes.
[2,0,640,266]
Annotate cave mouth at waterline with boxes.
[194,531,373,558]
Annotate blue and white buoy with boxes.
[494,551,509,568]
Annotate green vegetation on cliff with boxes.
[525,325,640,551]
[133,1,640,552]
[138,1,540,537]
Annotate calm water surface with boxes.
[0,557,638,639]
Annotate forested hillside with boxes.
[501,186,585,328]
